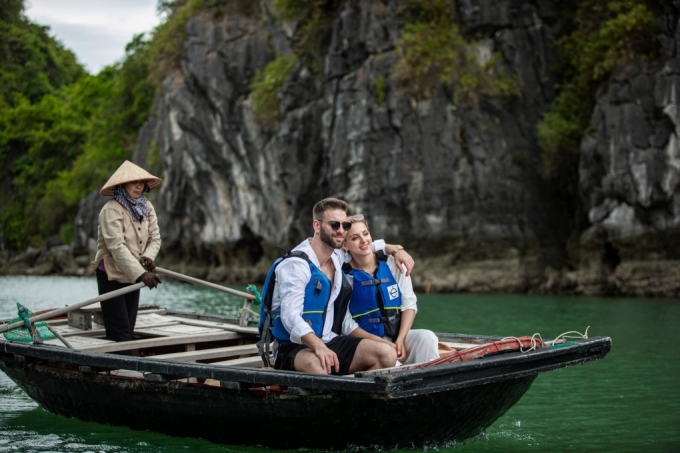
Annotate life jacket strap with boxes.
[258,310,278,367]
[367,313,401,323]
[360,277,390,286]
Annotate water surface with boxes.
[1,276,678,452]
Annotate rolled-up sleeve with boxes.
[276,258,314,344]
[388,256,417,313]
[143,203,161,259]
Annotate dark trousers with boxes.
[96,269,140,342]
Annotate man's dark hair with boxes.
[313,198,348,220]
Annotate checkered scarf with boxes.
[113,184,150,222]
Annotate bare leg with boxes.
[348,339,397,374]
[293,349,329,374]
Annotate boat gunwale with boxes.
[0,334,611,397]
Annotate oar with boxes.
[0,282,146,334]
[155,267,255,300]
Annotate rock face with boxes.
[59,0,680,296]
[576,0,680,297]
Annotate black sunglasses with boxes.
[326,221,352,231]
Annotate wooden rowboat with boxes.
[0,271,611,449]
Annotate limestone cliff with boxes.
[62,0,680,297]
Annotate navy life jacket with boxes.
[344,253,402,339]
[258,247,352,366]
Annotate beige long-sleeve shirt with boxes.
[91,199,161,283]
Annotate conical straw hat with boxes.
[99,160,163,196]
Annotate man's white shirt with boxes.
[271,238,386,344]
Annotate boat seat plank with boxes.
[210,356,264,368]
[107,369,145,378]
[134,313,176,327]
[79,331,249,353]
[135,324,224,337]
[51,314,181,337]
[152,344,258,362]
[44,335,114,348]
[440,341,478,350]
[164,315,258,334]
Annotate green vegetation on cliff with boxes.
[537,0,656,174]
[394,0,522,105]
[272,0,339,74]
[250,54,299,125]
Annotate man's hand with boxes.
[313,343,340,374]
[394,249,414,276]
[140,256,156,271]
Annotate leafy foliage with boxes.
[272,0,339,74]
[394,0,522,106]
[39,34,156,244]
[0,0,84,107]
[0,4,155,248]
[537,0,656,173]
[373,75,387,107]
[250,54,298,125]
[147,0,205,85]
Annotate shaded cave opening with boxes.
[602,241,621,272]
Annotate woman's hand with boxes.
[138,272,162,289]
[140,256,156,271]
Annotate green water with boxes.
[1,275,678,453]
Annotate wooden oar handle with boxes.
[0,282,146,334]
[155,267,255,300]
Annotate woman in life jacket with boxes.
[342,215,439,365]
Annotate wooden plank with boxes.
[164,315,258,334]
[108,369,145,378]
[440,341,478,350]
[134,313,175,327]
[79,331,249,353]
[51,313,180,338]
[44,335,114,348]
[151,344,258,362]
[135,324,224,337]
[210,356,264,368]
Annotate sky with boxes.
[25,0,165,74]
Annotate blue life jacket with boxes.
[346,256,402,338]
[258,247,352,366]
[271,261,331,342]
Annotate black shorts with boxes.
[275,336,362,375]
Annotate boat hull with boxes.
[0,355,536,449]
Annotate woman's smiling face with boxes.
[344,221,373,257]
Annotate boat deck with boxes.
[35,304,482,375]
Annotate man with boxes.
[270,198,414,375]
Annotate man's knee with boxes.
[377,342,397,367]
[294,350,325,374]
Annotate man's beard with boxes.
[320,226,343,249]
